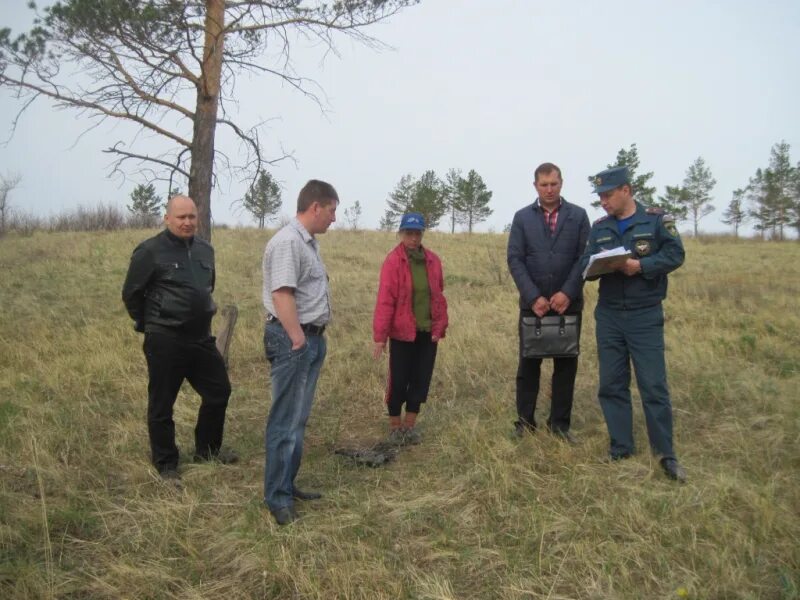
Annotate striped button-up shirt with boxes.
[262,218,331,326]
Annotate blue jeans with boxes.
[263,322,327,511]
[595,303,675,459]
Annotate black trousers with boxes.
[516,313,579,433]
[143,332,231,472]
[387,331,438,417]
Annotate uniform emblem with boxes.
[634,239,652,256]
[594,176,603,186]
[665,222,679,237]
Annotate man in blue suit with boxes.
[507,163,590,442]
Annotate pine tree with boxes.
[382,172,447,230]
[413,170,447,229]
[588,143,656,208]
[747,168,780,240]
[242,171,282,228]
[764,141,795,240]
[455,169,493,233]
[343,201,362,230]
[654,185,689,222]
[381,173,415,229]
[444,168,464,233]
[127,183,162,228]
[679,157,716,236]
[721,188,747,237]
[1,1,418,241]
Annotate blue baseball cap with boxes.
[399,212,425,231]
[592,166,630,194]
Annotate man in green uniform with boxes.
[580,166,687,482]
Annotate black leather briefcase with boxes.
[521,314,580,359]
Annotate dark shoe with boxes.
[606,452,633,462]
[193,447,239,464]
[270,506,298,526]
[660,458,687,483]
[552,430,578,445]
[513,421,535,438]
[158,468,182,488]
[292,487,322,501]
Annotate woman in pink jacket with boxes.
[372,212,449,445]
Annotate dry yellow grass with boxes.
[0,229,798,599]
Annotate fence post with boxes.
[215,305,238,367]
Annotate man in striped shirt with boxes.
[262,180,338,525]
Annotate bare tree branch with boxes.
[104,142,191,179]
[1,73,192,147]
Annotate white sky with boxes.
[1,0,799,233]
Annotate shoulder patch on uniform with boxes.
[645,207,665,215]
[593,215,610,225]
[662,213,676,223]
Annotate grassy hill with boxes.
[1,229,798,599]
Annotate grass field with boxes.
[1,228,798,599]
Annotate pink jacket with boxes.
[373,243,449,343]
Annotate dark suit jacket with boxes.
[507,198,591,313]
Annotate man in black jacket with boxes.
[507,163,590,442]
[122,195,234,481]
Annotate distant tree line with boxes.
[593,142,800,240]
[8,144,798,239]
[380,169,493,233]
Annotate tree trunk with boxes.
[188,0,226,242]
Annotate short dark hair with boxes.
[534,162,562,182]
[297,179,339,212]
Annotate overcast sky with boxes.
[1,0,799,234]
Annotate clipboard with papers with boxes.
[582,246,633,279]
